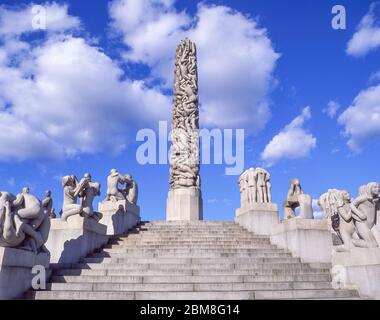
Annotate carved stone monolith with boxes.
[166,38,203,221]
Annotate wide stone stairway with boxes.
[27,221,360,300]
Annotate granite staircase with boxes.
[27,221,360,300]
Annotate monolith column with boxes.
[166,38,203,221]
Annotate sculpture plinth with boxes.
[270,218,332,263]
[332,247,380,299]
[98,199,140,235]
[166,188,203,221]
[0,247,50,299]
[166,38,203,221]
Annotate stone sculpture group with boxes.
[0,169,139,255]
[318,182,380,251]
[238,168,272,206]
[0,187,50,254]
[169,38,200,190]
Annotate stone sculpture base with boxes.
[0,247,50,299]
[166,188,203,221]
[45,215,108,267]
[98,200,141,236]
[270,218,332,263]
[332,247,380,299]
[235,203,279,236]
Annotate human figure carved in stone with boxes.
[350,182,379,248]
[238,173,249,206]
[246,169,257,204]
[0,189,50,253]
[238,168,273,207]
[80,173,102,221]
[42,190,53,217]
[124,174,139,205]
[169,38,200,191]
[61,175,87,221]
[284,178,314,219]
[318,189,373,251]
[256,168,270,203]
[105,169,126,202]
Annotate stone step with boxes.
[89,252,294,260]
[97,247,283,255]
[51,274,332,284]
[43,281,334,292]
[82,256,294,264]
[109,240,271,246]
[54,268,330,277]
[82,257,301,266]
[28,289,359,300]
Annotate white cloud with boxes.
[323,100,340,118]
[0,2,80,37]
[109,0,280,131]
[347,2,380,57]
[338,84,380,152]
[0,3,171,161]
[261,107,317,166]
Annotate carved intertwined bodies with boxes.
[319,183,380,251]
[170,38,200,190]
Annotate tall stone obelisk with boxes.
[166,38,203,221]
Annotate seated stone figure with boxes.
[350,182,379,248]
[103,169,139,205]
[283,178,313,219]
[105,169,127,202]
[61,173,102,221]
[318,189,374,251]
[0,188,50,254]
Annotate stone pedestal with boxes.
[0,247,50,299]
[332,247,380,299]
[166,188,203,221]
[270,218,332,263]
[45,215,108,267]
[98,200,141,236]
[235,203,279,236]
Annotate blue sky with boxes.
[0,0,379,220]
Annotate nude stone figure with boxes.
[318,189,372,251]
[105,169,126,202]
[124,174,138,205]
[42,190,53,217]
[284,178,314,219]
[0,189,50,253]
[246,168,257,204]
[61,175,87,221]
[350,182,379,248]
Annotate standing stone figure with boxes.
[238,173,249,206]
[246,168,257,204]
[169,38,200,190]
[80,173,102,221]
[42,190,54,218]
[0,188,50,253]
[238,168,273,207]
[350,182,379,248]
[283,178,314,219]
